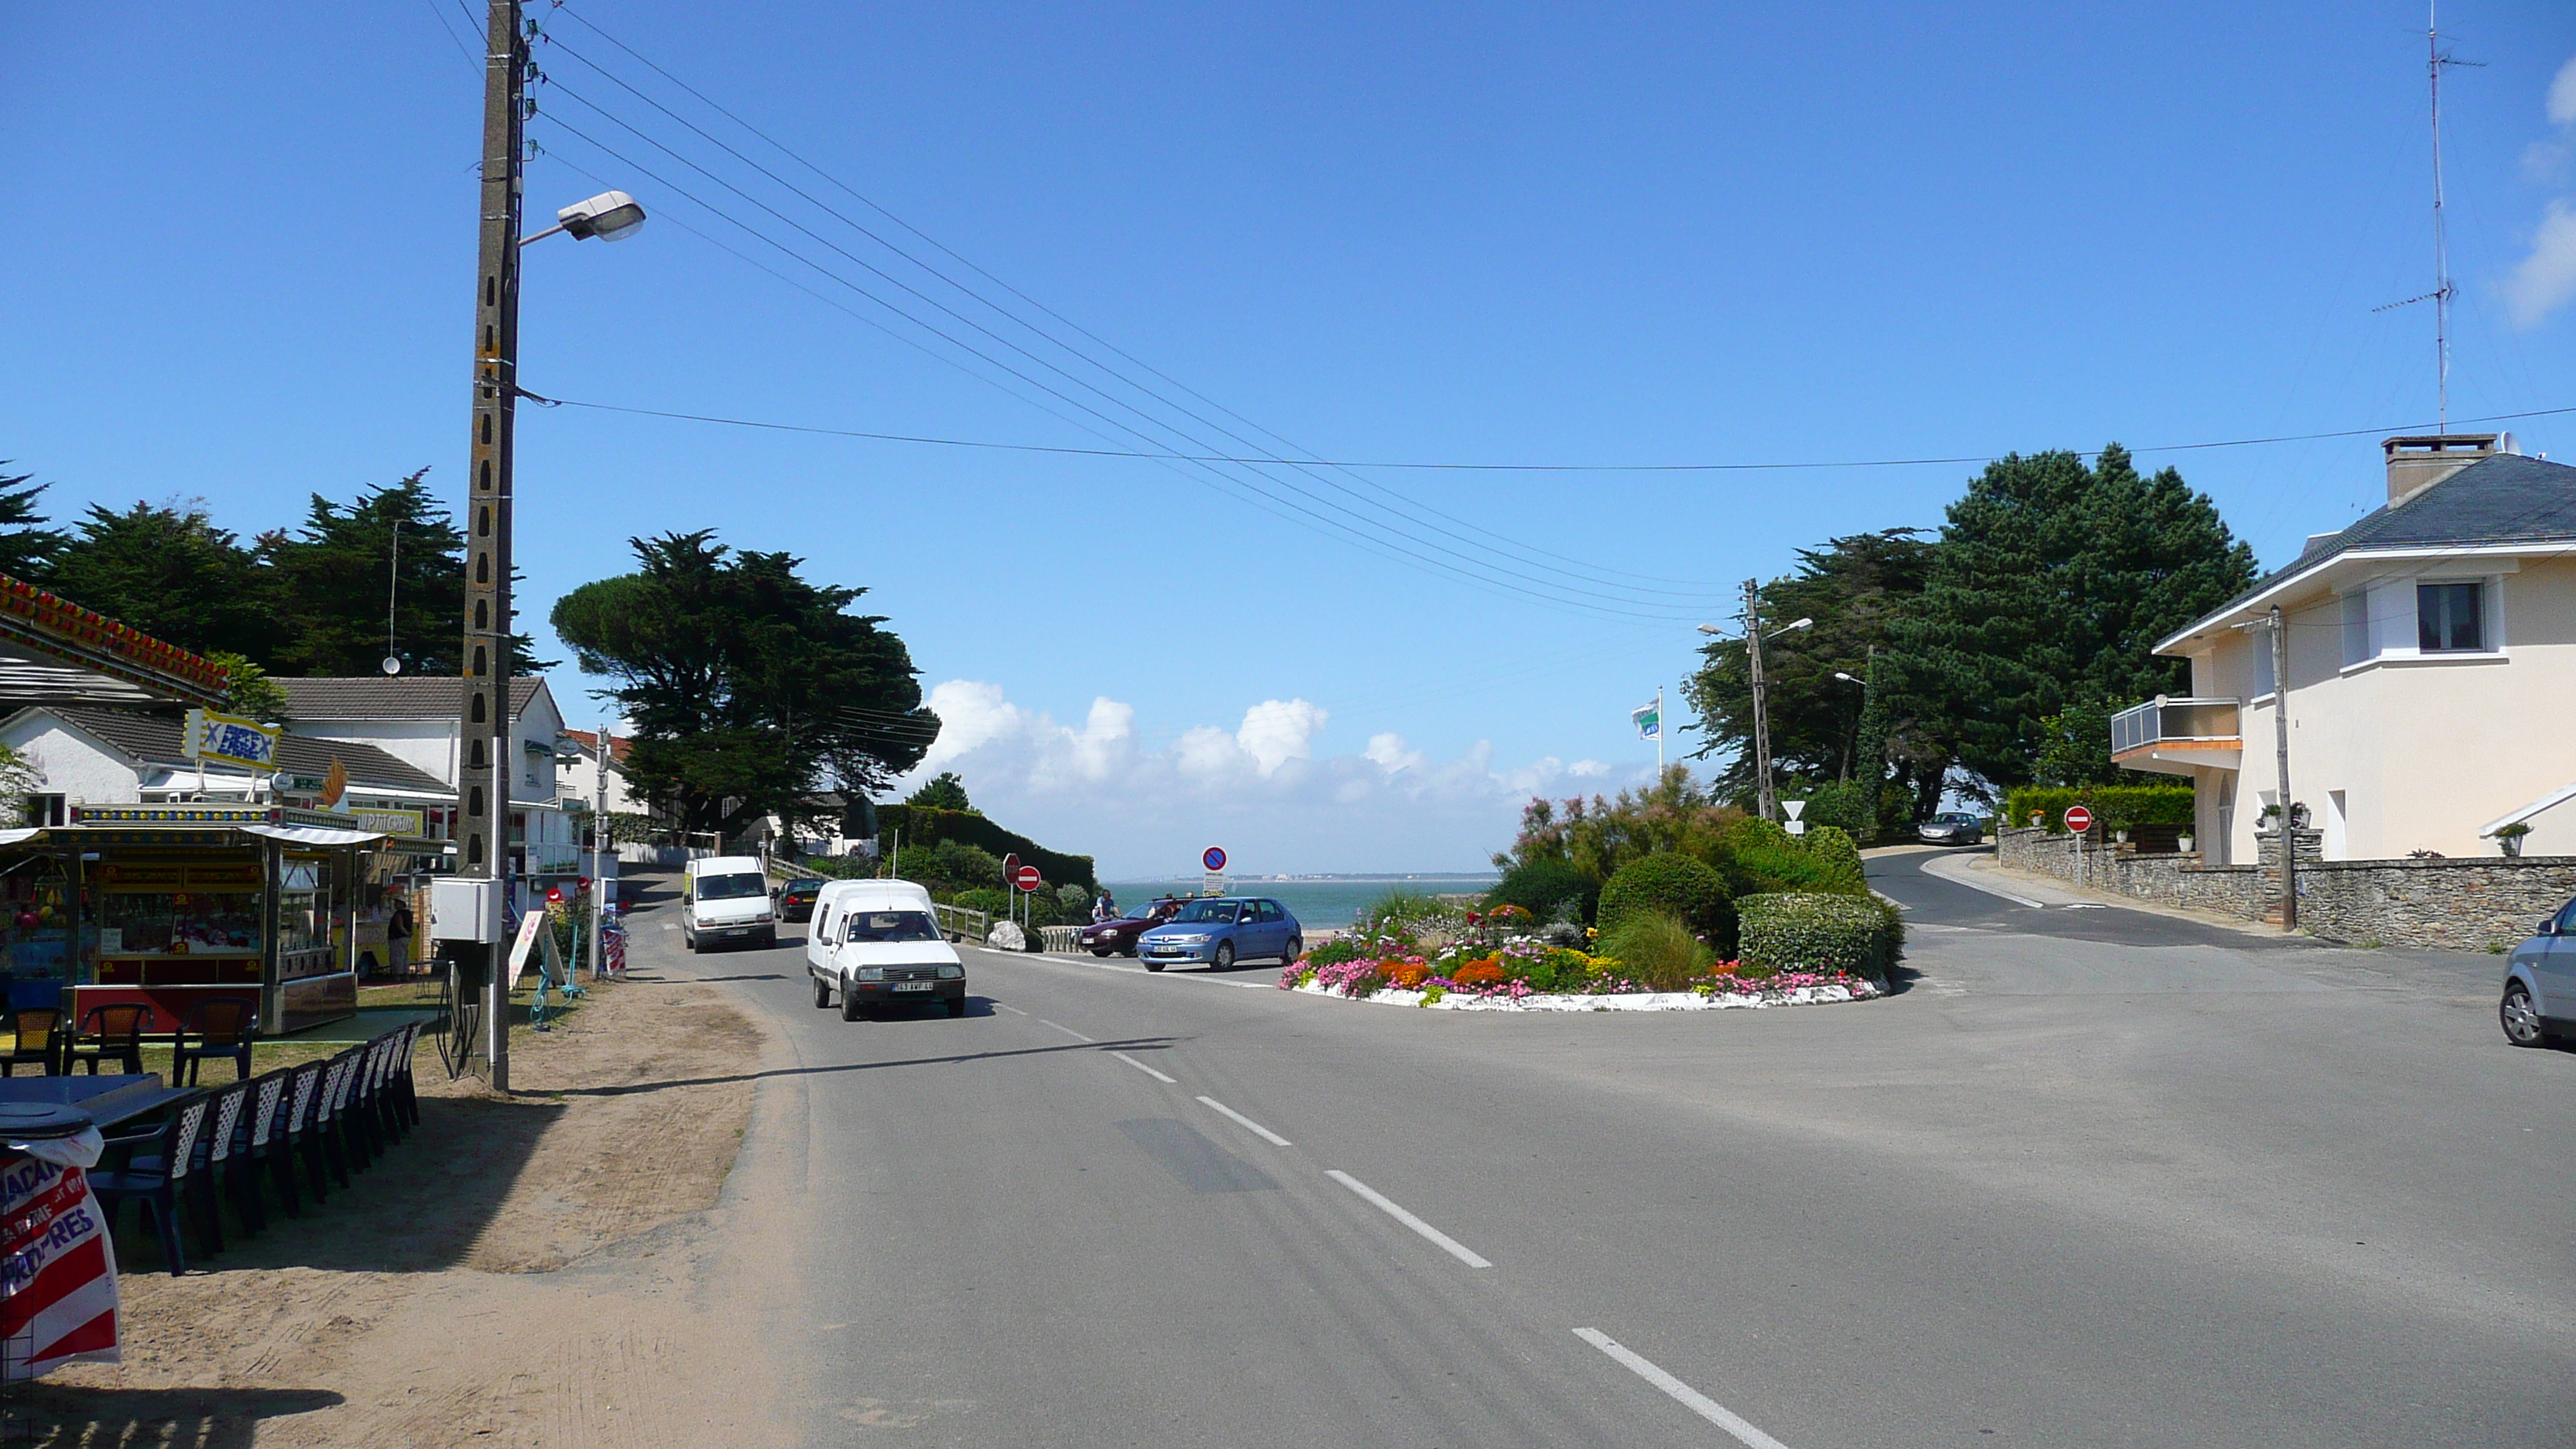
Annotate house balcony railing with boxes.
[2109,697,2242,776]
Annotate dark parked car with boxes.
[1917,812,1985,845]
[1077,898,1185,957]
[772,876,824,923]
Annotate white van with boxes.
[806,878,964,1020]
[682,855,776,951]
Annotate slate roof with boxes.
[278,677,544,721]
[38,706,451,794]
[2180,452,2576,639]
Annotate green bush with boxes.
[1596,853,1730,941]
[1721,817,1865,897]
[1798,781,1879,842]
[2000,784,2194,834]
[877,803,1096,890]
[1486,858,1595,923]
[948,887,1010,919]
[1737,892,1902,979]
[1596,909,1714,992]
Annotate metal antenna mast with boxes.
[2428,1,2451,430]
[2380,4,2479,425]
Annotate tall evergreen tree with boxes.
[0,464,67,582]
[551,531,937,838]
[46,501,275,659]
[1888,445,2255,793]
[259,471,467,676]
[1682,529,1935,810]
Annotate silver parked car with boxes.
[2501,896,2576,1046]
[1917,812,1984,846]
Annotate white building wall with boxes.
[2187,557,2576,863]
[1,720,145,806]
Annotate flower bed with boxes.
[1278,903,1881,1012]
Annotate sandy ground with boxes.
[10,964,791,1448]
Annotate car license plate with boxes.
[892,981,933,992]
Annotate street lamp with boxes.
[1832,671,1862,684]
[1697,605,1813,824]
[521,190,648,247]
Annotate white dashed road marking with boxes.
[1196,1096,1290,1146]
[1036,1019,1094,1043]
[1108,1050,1176,1084]
[1574,1328,1793,1449]
[1325,1170,1490,1269]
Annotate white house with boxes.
[2118,434,2576,863]
[0,704,451,821]
[557,728,642,816]
[277,677,581,876]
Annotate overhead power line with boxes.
[519,393,2576,475]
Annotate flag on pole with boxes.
[1632,700,1661,740]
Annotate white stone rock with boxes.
[986,920,1027,951]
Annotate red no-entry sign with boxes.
[2063,805,2094,834]
[1012,865,1043,892]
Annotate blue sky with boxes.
[7,3,2576,876]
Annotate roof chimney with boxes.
[2382,433,2503,505]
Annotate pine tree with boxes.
[259,470,466,676]
[0,464,67,582]
[46,500,275,659]
[1889,445,2255,793]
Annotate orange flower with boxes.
[1382,960,1431,989]
[1452,961,1507,988]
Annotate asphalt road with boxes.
[635,862,2575,1447]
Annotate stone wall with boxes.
[1995,828,2267,917]
[1995,827,2576,951]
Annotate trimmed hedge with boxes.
[1597,854,1731,941]
[875,803,1096,890]
[1737,891,1902,980]
[2001,785,2194,835]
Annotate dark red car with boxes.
[1077,897,1185,957]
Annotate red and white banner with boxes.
[2,1138,120,1380]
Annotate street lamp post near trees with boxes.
[453,0,645,1092]
[1700,587,1812,824]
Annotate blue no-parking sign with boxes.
[1203,846,1228,872]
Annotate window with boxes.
[2417,582,2485,652]
[2340,591,2370,666]
[22,794,63,828]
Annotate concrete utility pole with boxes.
[591,726,608,980]
[2270,604,2297,930]
[1745,578,1776,824]
[460,0,526,1091]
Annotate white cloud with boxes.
[889,680,1622,874]
[1236,698,1327,775]
[2505,199,2576,329]
[2510,58,2576,327]
[1364,731,1425,772]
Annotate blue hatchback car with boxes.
[1138,897,1303,973]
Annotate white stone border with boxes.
[1284,978,1879,1012]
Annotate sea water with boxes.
[1098,876,1499,930]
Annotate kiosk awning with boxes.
[239,824,389,848]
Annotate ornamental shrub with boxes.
[1798,780,1879,842]
[1737,892,1902,980]
[1303,937,1364,968]
[1719,817,1865,898]
[1596,909,1714,992]
[1596,853,1730,941]
[2000,784,2193,834]
[1486,858,1595,924]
